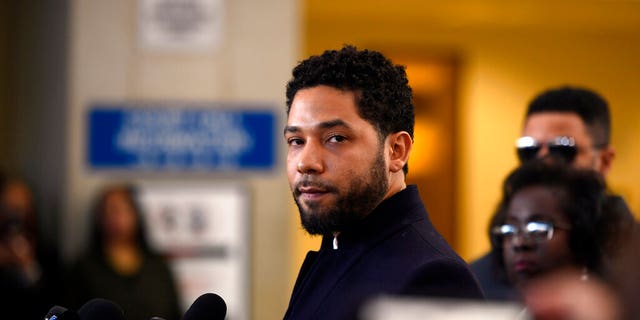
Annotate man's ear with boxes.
[598,145,615,176]
[388,131,412,173]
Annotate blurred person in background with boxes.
[65,184,181,320]
[488,160,632,320]
[0,176,62,318]
[471,86,636,300]
[489,160,609,294]
[522,269,622,320]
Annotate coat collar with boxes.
[319,184,426,251]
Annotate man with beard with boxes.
[282,45,483,320]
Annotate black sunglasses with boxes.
[516,136,577,163]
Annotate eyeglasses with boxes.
[516,136,577,163]
[492,221,571,242]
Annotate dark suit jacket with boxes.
[284,185,484,320]
[469,252,518,301]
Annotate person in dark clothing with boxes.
[0,177,63,319]
[488,160,630,320]
[283,45,483,320]
[65,184,181,320]
[470,86,637,300]
[489,161,609,291]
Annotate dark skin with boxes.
[502,186,576,288]
[285,85,412,235]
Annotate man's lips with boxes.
[298,186,327,193]
[297,186,329,200]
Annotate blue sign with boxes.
[88,104,277,171]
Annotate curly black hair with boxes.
[526,86,611,149]
[489,160,609,279]
[286,45,414,173]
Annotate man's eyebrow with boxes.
[283,125,299,135]
[283,119,351,135]
[318,119,350,130]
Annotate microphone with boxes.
[182,293,227,320]
[44,306,80,320]
[77,298,125,320]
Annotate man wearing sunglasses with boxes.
[470,86,636,300]
[516,86,614,174]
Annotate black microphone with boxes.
[44,305,80,320]
[77,298,125,320]
[182,293,227,320]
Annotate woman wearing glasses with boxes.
[487,159,640,320]
[488,160,609,294]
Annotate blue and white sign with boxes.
[88,104,277,171]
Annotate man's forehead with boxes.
[522,112,591,140]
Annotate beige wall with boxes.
[67,0,299,318]
[301,0,640,265]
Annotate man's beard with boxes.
[293,151,389,235]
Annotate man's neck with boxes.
[383,172,406,201]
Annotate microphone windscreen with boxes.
[77,298,125,320]
[182,293,227,320]
[45,306,80,320]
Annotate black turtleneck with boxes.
[284,185,483,320]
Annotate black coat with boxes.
[284,185,484,320]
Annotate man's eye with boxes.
[328,135,346,143]
[287,138,304,146]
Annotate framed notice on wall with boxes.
[138,0,225,52]
[136,183,249,320]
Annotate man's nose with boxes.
[296,141,324,174]
[536,145,550,158]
